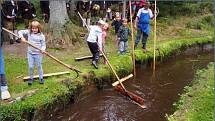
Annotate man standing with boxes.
[134,2,154,52]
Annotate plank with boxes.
[112,74,133,86]
[23,71,70,81]
[75,54,103,61]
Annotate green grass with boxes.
[168,62,214,121]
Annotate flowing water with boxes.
[47,44,213,121]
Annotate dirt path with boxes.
[2,42,27,58]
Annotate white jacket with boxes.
[86,25,103,49]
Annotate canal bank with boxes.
[0,36,213,121]
[168,62,214,121]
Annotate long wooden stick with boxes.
[23,71,70,80]
[99,47,127,90]
[2,28,82,73]
[78,12,90,30]
[77,11,127,91]
[78,12,145,108]
[153,1,157,73]
[129,1,136,77]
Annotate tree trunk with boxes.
[122,0,126,19]
[48,0,69,49]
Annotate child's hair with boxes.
[29,20,42,33]
[103,23,109,31]
[97,19,105,27]
[122,18,128,23]
[115,12,120,17]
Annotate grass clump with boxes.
[168,62,214,121]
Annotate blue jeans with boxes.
[27,53,43,80]
[134,27,148,49]
[0,47,7,86]
[119,41,128,54]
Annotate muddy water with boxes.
[48,44,213,121]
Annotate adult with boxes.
[19,0,36,28]
[0,27,11,100]
[134,2,154,52]
[2,0,18,44]
[40,0,49,23]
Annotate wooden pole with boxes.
[99,47,127,91]
[129,1,136,77]
[23,71,70,81]
[2,28,82,73]
[77,12,127,91]
[153,1,157,73]
[78,11,145,108]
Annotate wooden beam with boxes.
[112,74,133,86]
[75,54,103,61]
[23,71,70,81]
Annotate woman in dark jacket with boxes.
[19,0,36,28]
[2,0,18,44]
[40,0,49,23]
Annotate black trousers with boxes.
[87,41,100,63]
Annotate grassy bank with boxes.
[168,62,214,121]
[0,13,213,121]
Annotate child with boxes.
[86,20,105,69]
[102,23,109,64]
[18,20,46,85]
[111,12,123,46]
[111,12,122,34]
[118,19,131,54]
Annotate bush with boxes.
[185,15,213,30]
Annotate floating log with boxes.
[112,74,133,86]
[23,71,70,81]
[114,85,146,109]
[75,54,103,61]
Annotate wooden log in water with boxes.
[23,71,70,81]
[114,85,146,109]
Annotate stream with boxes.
[47,44,213,121]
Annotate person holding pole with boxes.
[86,20,105,69]
[18,20,46,85]
[134,1,154,52]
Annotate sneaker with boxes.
[15,38,21,43]
[92,61,98,69]
[28,79,33,85]
[1,86,11,100]
[39,79,44,84]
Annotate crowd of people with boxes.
[0,0,154,100]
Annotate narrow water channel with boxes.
[47,44,213,121]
